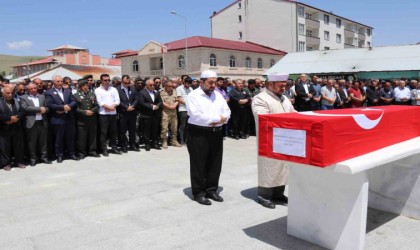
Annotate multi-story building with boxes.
[211,0,373,52]
[117,36,286,79]
[13,45,120,77]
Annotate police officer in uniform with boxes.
[74,79,100,159]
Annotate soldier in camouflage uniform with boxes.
[74,79,100,158]
[160,80,182,149]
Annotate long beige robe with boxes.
[252,89,296,188]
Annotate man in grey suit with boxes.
[20,81,52,166]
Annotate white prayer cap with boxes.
[200,70,218,78]
[266,72,289,82]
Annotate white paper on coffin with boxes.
[273,128,306,157]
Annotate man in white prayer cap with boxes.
[252,72,296,209]
[186,70,231,206]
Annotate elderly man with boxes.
[186,70,231,205]
[20,83,51,166]
[229,79,251,139]
[294,73,316,111]
[394,80,411,105]
[137,79,163,151]
[45,75,78,163]
[252,72,296,209]
[0,84,26,170]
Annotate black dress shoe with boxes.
[145,144,151,151]
[40,158,52,164]
[78,154,86,160]
[129,146,140,152]
[273,194,288,205]
[258,197,276,209]
[206,192,224,202]
[121,147,128,153]
[112,148,122,155]
[195,196,212,206]
[57,157,64,163]
[234,135,240,140]
[102,150,109,157]
[152,144,161,150]
[88,152,101,158]
[240,135,247,139]
[70,155,80,161]
[30,159,37,167]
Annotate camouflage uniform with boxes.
[160,89,181,147]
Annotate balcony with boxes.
[358,32,366,40]
[150,69,163,76]
[344,43,357,49]
[306,35,320,45]
[344,29,356,37]
[305,17,320,28]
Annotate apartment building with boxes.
[211,0,373,52]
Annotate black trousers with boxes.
[298,101,312,112]
[139,115,159,145]
[231,107,249,136]
[26,121,48,160]
[119,111,137,147]
[52,122,76,157]
[187,124,224,198]
[178,111,188,144]
[77,117,97,155]
[0,126,25,167]
[258,186,286,200]
[99,115,117,151]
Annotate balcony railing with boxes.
[150,70,163,76]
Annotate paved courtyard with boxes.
[0,138,419,249]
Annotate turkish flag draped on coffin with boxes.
[258,106,420,167]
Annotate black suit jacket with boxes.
[294,82,316,106]
[0,97,24,131]
[137,88,162,118]
[45,88,77,125]
[117,85,138,112]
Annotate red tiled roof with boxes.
[112,49,136,55]
[13,56,56,67]
[165,36,287,55]
[107,58,121,66]
[113,50,138,58]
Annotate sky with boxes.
[1,0,419,57]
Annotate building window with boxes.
[324,14,329,24]
[298,6,304,17]
[210,53,217,67]
[239,31,243,39]
[270,59,276,67]
[353,38,358,46]
[238,1,241,9]
[324,47,330,50]
[367,29,371,36]
[298,23,305,35]
[336,18,341,28]
[178,55,185,68]
[306,30,313,37]
[367,42,371,47]
[160,57,163,69]
[324,31,330,41]
[257,58,263,69]
[245,57,252,68]
[307,46,313,51]
[230,55,236,68]
[238,15,242,23]
[305,13,312,20]
[132,60,139,72]
[336,34,342,43]
[298,41,305,52]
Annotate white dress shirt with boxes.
[394,87,411,102]
[95,86,120,115]
[27,94,43,120]
[186,87,231,127]
[148,90,155,102]
[53,87,64,101]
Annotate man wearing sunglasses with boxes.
[95,74,121,156]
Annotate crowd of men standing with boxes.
[0,74,263,171]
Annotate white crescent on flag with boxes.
[299,109,384,130]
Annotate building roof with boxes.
[165,36,287,55]
[112,50,138,58]
[211,0,372,29]
[11,64,121,82]
[48,45,87,51]
[265,44,420,75]
[13,56,57,67]
[107,58,122,66]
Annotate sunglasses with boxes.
[103,79,111,82]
